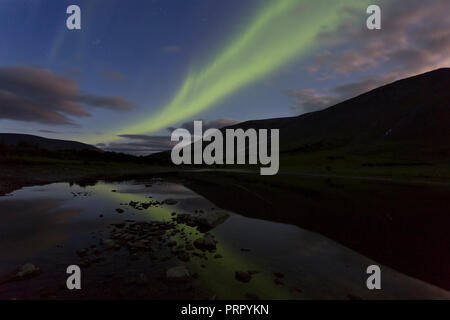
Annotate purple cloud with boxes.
[0,65,135,125]
[167,118,240,133]
[290,0,450,112]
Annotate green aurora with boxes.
[86,0,372,144]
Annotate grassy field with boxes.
[281,151,450,181]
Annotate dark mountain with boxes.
[226,68,450,156]
[0,133,101,152]
[149,68,450,163]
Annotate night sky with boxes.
[1,0,449,154]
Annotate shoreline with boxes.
[1,164,449,291]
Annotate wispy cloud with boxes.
[99,70,126,81]
[167,118,240,133]
[101,135,175,155]
[162,45,181,53]
[88,0,369,144]
[0,65,135,125]
[291,0,450,112]
[97,118,240,155]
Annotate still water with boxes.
[0,179,448,299]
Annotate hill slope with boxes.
[149,68,450,167]
[226,68,450,157]
[0,133,100,152]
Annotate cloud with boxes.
[37,129,81,135]
[167,118,240,133]
[284,89,339,112]
[0,65,135,125]
[78,94,134,111]
[89,0,367,144]
[99,70,126,81]
[286,75,397,112]
[38,129,58,134]
[331,76,389,99]
[99,118,241,155]
[162,45,181,53]
[309,50,382,75]
[101,135,175,155]
[291,0,450,112]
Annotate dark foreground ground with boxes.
[0,163,449,294]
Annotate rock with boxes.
[245,293,260,300]
[168,241,177,247]
[149,230,166,237]
[129,201,139,207]
[274,278,284,285]
[292,287,302,293]
[16,263,40,278]
[76,249,88,257]
[79,260,91,268]
[193,235,216,252]
[235,271,251,283]
[192,211,229,228]
[136,273,148,285]
[102,239,115,249]
[130,253,141,260]
[166,266,189,280]
[347,294,362,300]
[177,252,190,262]
[163,198,178,205]
[115,208,124,213]
[112,222,125,228]
[273,272,284,278]
[91,257,106,264]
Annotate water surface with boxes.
[0,179,448,299]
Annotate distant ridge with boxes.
[224,67,450,156]
[149,68,450,161]
[0,133,101,152]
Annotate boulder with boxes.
[177,252,190,262]
[101,239,115,249]
[76,249,88,257]
[235,271,251,283]
[192,210,229,228]
[164,199,178,205]
[193,235,216,251]
[166,266,190,280]
[16,263,40,278]
[136,273,148,285]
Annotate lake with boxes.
[0,178,448,299]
